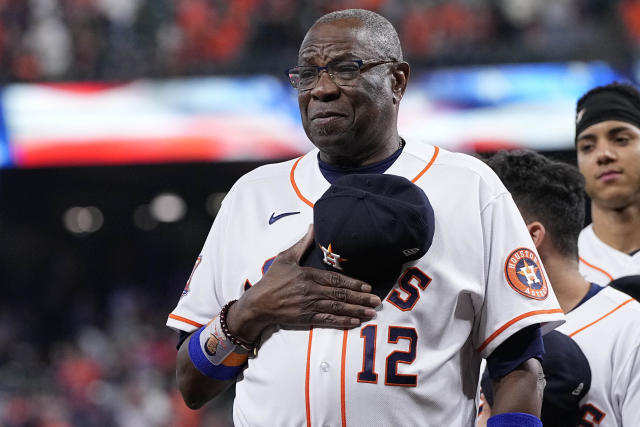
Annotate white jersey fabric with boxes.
[167,140,564,427]
[556,286,640,426]
[578,224,640,285]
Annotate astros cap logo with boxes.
[320,243,348,271]
[504,247,548,300]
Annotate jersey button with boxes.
[320,361,330,372]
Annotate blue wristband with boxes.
[188,326,244,380]
[487,413,542,427]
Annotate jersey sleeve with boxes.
[616,335,640,424]
[474,192,565,358]
[165,188,235,333]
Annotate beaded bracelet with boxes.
[219,299,257,352]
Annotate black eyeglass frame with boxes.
[285,59,397,91]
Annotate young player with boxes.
[575,82,640,284]
[167,10,564,426]
[485,150,640,426]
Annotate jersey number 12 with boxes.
[357,324,418,387]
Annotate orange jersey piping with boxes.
[477,308,563,352]
[290,156,315,208]
[579,256,614,282]
[411,146,439,183]
[289,146,441,207]
[569,298,634,337]
[168,313,203,328]
[305,328,314,427]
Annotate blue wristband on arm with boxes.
[487,413,542,427]
[188,326,244,380]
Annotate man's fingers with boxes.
[310,313,363,328]
[306,269,382,306]
[305,267,374,294]
[280,224,315,263]
[310,278,381,308]
[312,300,378,320]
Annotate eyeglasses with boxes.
[286,59,397,91]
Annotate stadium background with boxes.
[0,0,638,425]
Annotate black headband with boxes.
[575,90,640,139]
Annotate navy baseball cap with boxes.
[300,173,435,299]
[481,330,591,427]
[609,275,640,301]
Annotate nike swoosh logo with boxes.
[269,211,300,225]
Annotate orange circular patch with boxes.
[504,247,548,300]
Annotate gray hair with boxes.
[312,9,403,61]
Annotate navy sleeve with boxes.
[486,324,544,379]
[177,330,191,350]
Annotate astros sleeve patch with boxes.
[504,247,548,300]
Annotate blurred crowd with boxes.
[0,289,234,427]
[0,0,635,83]
[0,162,253,427]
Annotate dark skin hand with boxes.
[227,225,381,343]
[176,225,381,409]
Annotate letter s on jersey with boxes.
[386,267,432,310]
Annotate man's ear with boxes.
[391,61,410,104]
[526,221,546,249]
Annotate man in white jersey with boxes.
[485,150,640,426]
[167,9,564,427]
[575,83,640,284]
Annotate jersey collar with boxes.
[289,138,440,208]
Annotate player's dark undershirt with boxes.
[629,248,640,256]
[571,283,604,311]
[486,324,543,379]
[318,140,405,183]
[178,330,190,349]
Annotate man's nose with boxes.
[310,70,340,100]
[596,143,617,165]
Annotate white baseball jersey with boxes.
[167,140,564,427]
[578,224,640,285]
[556,286,640,426]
